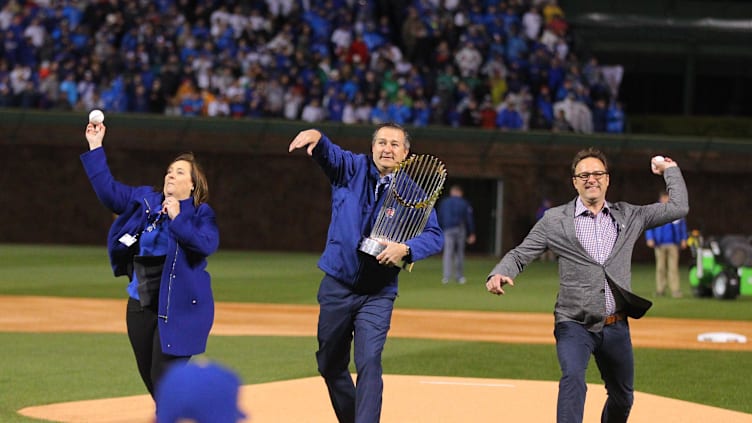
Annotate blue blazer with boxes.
[81,147,219,356]
[312,134,443,294]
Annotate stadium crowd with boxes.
[0,0,626,133]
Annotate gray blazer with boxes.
[489,167,689,331]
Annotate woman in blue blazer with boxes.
[81,122,219,398]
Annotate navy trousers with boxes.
[316,274,396,423]
[126,297,190,398]
[554,320,634,423]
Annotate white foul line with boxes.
[420,380,516,388]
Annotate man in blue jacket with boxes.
[288,123,443,423]
[645,191,688,298]
[437,184,476,284]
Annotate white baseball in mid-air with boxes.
[651,155,665,172]
[89,109,105,124]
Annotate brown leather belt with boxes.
[604,312,625,326]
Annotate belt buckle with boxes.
[604,313,622,326]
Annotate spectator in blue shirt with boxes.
[645,191,688,298]
[386,96,411,125]
[325,87,346,122]
[536,85,555,124]
[369,99,389,124]
[59,72,78,107]
[496,100,524,130]
[437,184,476,284]
[592,98,608,133]
[179,91,203,116]
[412,98,431,126]
[606,101,626,133]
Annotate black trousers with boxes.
[126,297,190,397]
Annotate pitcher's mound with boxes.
[20,374,752,423]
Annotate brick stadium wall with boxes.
[2,110,751,262]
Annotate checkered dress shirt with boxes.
[574,198,619,315]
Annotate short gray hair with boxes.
[371,122,410,150]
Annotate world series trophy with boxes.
[358,154,447,271]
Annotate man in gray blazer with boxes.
[486,148,688,423]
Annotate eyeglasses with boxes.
[573,171,608,181]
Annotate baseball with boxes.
[651,155,665,172]
[89,109,105,124]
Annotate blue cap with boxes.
[156,361,246,423]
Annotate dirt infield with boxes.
[3,295,751,351]
[4,295,752,422]
[19,375,752,423]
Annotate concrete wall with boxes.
[2,110,751,262]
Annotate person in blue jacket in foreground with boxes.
[81,121,219,399]
[288,123,443,423]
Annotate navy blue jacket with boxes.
[81,147,219,356]
[437,196,475,234]
[312,134,443,294]
[645,218,687,246]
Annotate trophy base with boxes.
[358,237,414,272]
[358,237,386,256]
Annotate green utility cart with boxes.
[688,233,752,299]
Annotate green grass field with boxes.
[1,244,751,421]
